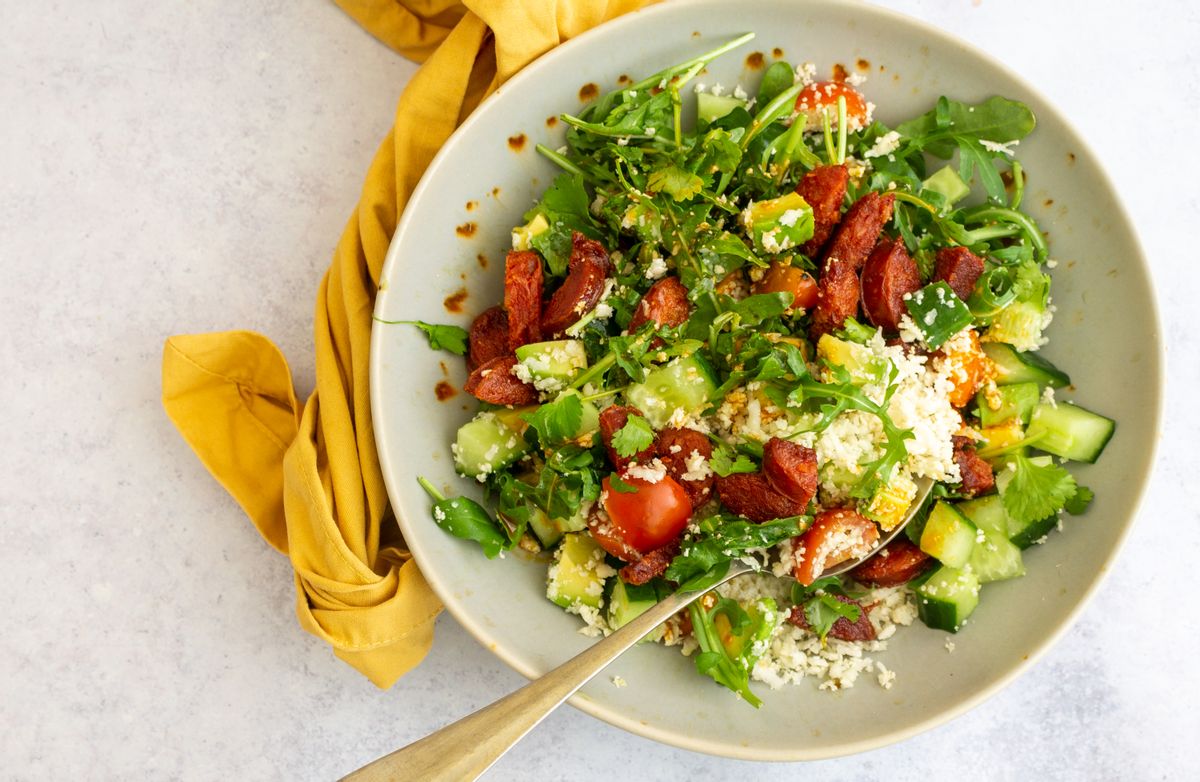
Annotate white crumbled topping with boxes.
[778,208,804,227]
[625,458,668,483]
[644,255,668,280]
[795,62,817,86]
[846,71,868,87]
[611,675,627,688]
[1046,258,1059,269]
[1041,385,1057,407]
[945,638,956,653]
[693,82,707,94]
[864,130,901,159]
[733,84,749,101]
[645,127,656,137]
[712,574,917,691]
[897,314,925,346]
[711,82,725,97]
[980,139,1020,156]
[681,449,714,482]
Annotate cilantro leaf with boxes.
[710,443,757,477]
[790,577,861,643]
[1064,484,1094,515]
[377,319,468,356]
[520,393,583,448]
[611,415,655,459]
[999,453,1077,527]
[648,165,704,202]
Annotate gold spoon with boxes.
[342,477,932,782]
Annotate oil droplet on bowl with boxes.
[579,82,599,102]
[491,186,501,197]
[434,381,457,401]
[617,74,632,86]
[545,116,558,128]
[443,288,468,312]
[476,252,488,269]
[772,47,784,59]
[507,133,526,151]
[455,221,477,238]
[856,57,871,70]
[832,63,849,82]
[745,51,765,70]
[465,200,478,211]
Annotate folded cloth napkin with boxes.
[161,0,655,688]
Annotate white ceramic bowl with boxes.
[371,0,1161,759]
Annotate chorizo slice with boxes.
[849,538,933,587]
[463,354,539,406]
[761,438,818,508]
[808,257,861,340]
[656,427,715,508]
[822,191,895,270]
[627,276,691,334]
[792,508,880,586]
[786,595,876,642]
[934,246,985,302]
[952,435,995,497]
[504,251,543,349]
[599,405,655,471]
[541,232,611,336]
[795,164,849,257]
[619,539,681,586]
[715,472,806,523]
[467,306,510,371]
[861,238,922,332]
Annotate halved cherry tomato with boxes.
[752,262,819,310]
[598,474,692,556]
[795,81,870,131]
[792,508,880,586]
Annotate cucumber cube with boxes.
[923,165,971,205]
[976,381,1039,427]
[1025,401,1115,463]
[547,533,612,610]
[981,342,1070,388]
[607,579,664,643]
[515,339,588,390]
[916,565,980,633]
[697,93,746,127]
[625,354,719,428]
[967,527,1025,583]
[453,411,531,478]
[919,501,978,568]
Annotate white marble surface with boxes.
[2,0,1197,779]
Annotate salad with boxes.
[398,35,1115,703]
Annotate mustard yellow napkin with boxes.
[161,0,655,688]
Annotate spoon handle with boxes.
[339,566,745,782]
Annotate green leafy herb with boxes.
[523,173,602,276]
[1064,484,1094,515]
[611,414,655,458]
[418,477,511,558]
[688,595,777,707]
[377,319,469,356]
[666,514,808,591]
[608,474,639,494]
[648,165,705,201]
[790,577,861,643]
[709,443,758,478]
[999,453,1077,527]
[521,393,583,447]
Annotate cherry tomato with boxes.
[753,262,819,310]
[598,474,693,556]
[795,81,870,131]
[792,508,880,585]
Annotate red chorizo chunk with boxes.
[463,355,538,406]
[619,539,681,586]
[715,472,806,523]
[808,257,861,339]
[504,251,543,349]
[656,427,714,508]
[934,246,986,302]
[599,405,654,471]
[849,538,933,587]
[861,238,922,332]
[796,164,849,257]
[822,191,895,270]
[761,438,818,508]
[467,306,510,371]
[627,276,691,334]
[541,232,611,336]
[952,435,995,496]
[786,595,876,642]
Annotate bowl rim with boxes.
[370,0,1164,760]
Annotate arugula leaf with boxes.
[757,60,795,107]
[523,173,602,276]
[376,319,468,356]
[688,595,777,707]
[710,443,758,477]
[611,414,655,459]
[1064,484,1094,515]
[648,165,704,201]
[999,453,1077,526]
[897,96,1036,154]
[732,292,792,325]
[666,515,808,590]
[418,477,511,558]
[520,393,583,447]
